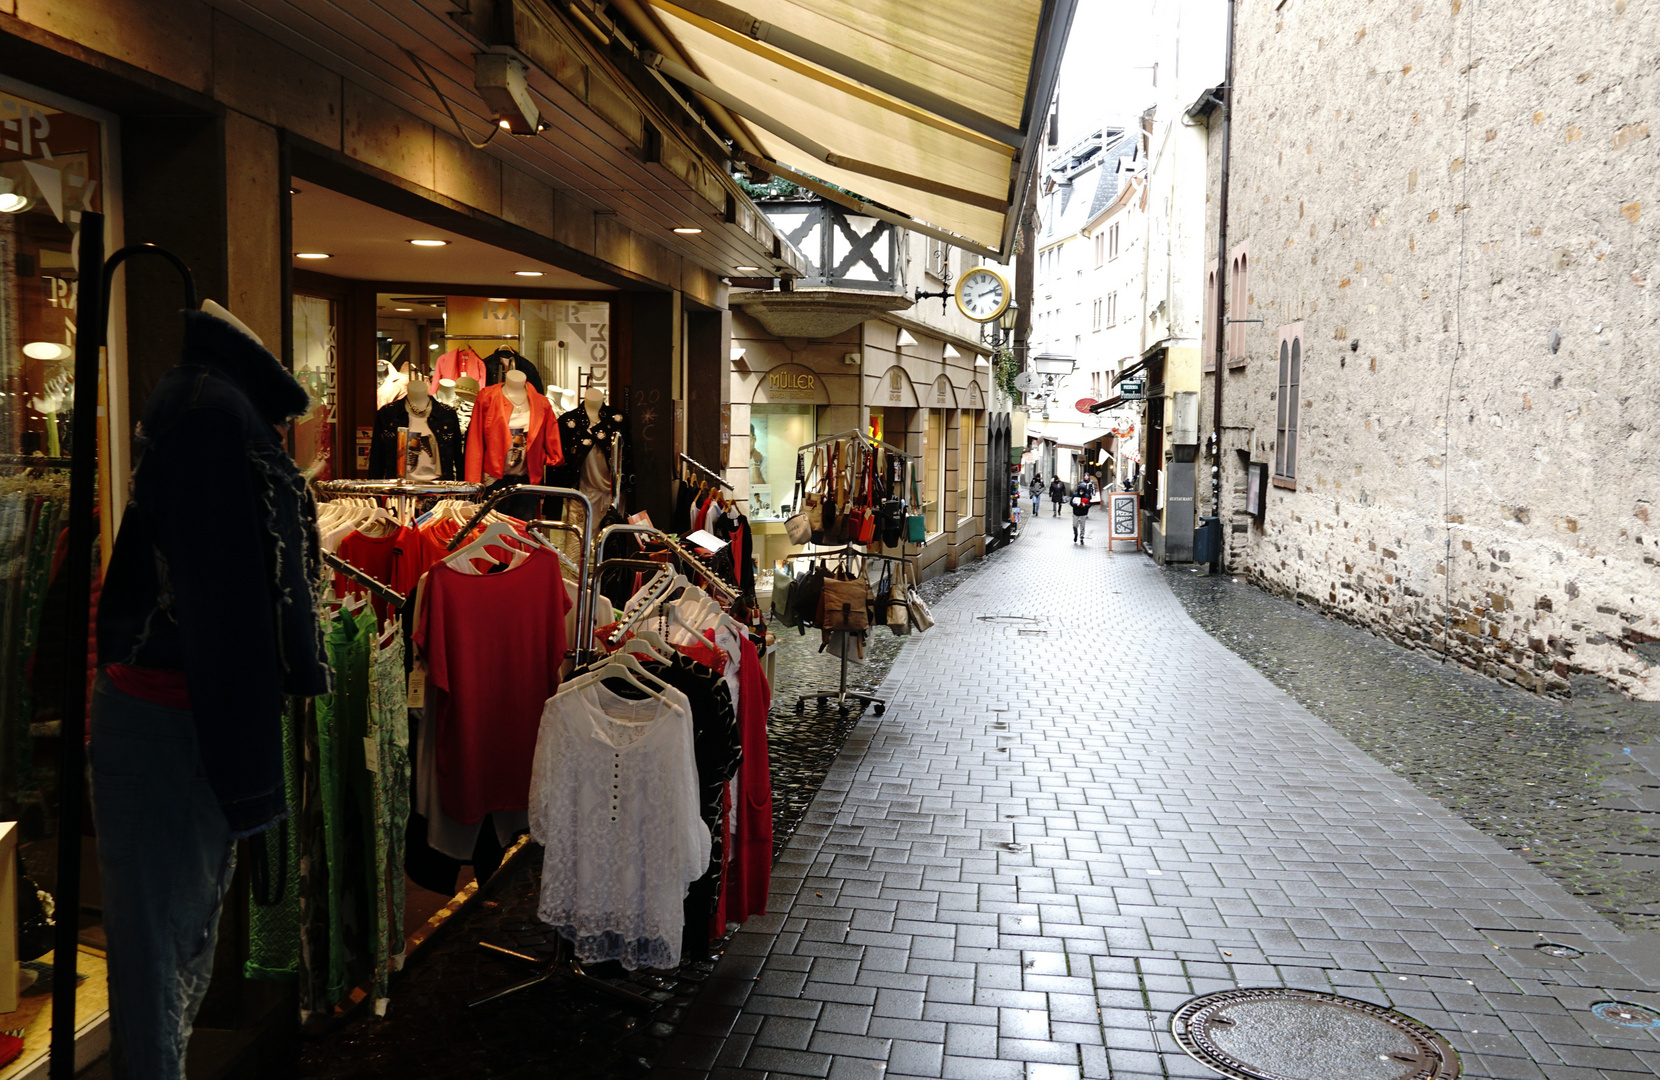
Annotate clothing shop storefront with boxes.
[1,0,1067,1075]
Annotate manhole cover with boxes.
[1590,1001,1660,1028]
[1534,942,1584,959]
[1171,989,1458,1080]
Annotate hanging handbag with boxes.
[871,561,893,626]
[771,567,800,627]
[819,572,871,631]
[785,452,813,544]
[903,560,934,632]
[905,464,927,544]
[794,561,828,631]
[887,578,911,633]
[820,443,842,543]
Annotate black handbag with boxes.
[879,498,905,547]
[794,561,828,633]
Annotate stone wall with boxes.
[1204,0,1659,699]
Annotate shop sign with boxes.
[766,369,817,400]
[1118,378,1146,400]
[1107,492,1140,542]
[889,367,905,403]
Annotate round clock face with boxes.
[955,267,1009,322]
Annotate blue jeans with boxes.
[90,676,237,1080]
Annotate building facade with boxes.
[1201,0,1660,700]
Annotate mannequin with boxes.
[96,301,330,1076]
[369,376,463,480]
[583,385,604,426]
[463,369,560,485]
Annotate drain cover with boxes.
[1534,942,1584,959]
[976,614,1041,623]
[1171,989,1458,1080]
[1591,1001,1660,1028]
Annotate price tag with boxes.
[364,736,380,774]
[408,665,426,709]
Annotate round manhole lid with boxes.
[1534,942,1584,959]
[1172,989,1459,1080]
[1591,1001,1660,1029]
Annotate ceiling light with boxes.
[0,192,32,213]
[23,342,73,361]
[499,119,512,130]
[515,270,545,277]
[673,227,703,235]
[488,297,509,302]
[408,239,448,247]
[295,252,331,259]
[735,266,760,273]
[395,307,413,312]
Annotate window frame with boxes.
[1273,321,1303,487]
[1108,222,1120,260]
[956,408,975,524]
[1228,244,1250,365]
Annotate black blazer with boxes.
[369,397,464,480]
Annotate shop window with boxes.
[292,293,338,479]
[1274,323,1303,485]
[923,408,944,535]
[748,404,816,519]
[957,409,974,521]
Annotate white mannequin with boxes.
[435,378,458,406]
[504,368,530,406]
[583,385,604,425]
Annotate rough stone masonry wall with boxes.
[1209,0,1659,699]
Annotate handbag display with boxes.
[794,562,828,632]
[785,452,814,544]
[902,560,933,632]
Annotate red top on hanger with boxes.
[428,346,486,394]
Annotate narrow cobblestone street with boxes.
[656,513,1660,1080]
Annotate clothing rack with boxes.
[51,218,197,1080]
[782,545,910,718]
[317,479,482,497]
[322,550,408,611]
[798,427,912,460]
[441,334,520,341]
[446,484,596,657]
[678,452,732,490]
[595,523,738,601]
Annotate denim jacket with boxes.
[98,311,332,836]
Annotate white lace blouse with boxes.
[529,681,710,969]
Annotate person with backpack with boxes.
[1048,476,1068,517]
[1071,482,1094,543]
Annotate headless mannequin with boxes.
[504,369,530,408]
[583,385,603,426]
[407,379,431,411]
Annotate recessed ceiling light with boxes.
[23,342,73,361]
[673,227,703,235]
[515,270,545,277]
[395,307,413,312]
[735,266,760,272]
[488,297,509,302]
[408,239,448,247]
[295,252,331,259]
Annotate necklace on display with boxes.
[407,397,433,418]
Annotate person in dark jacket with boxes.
[1071,483,1095,544]
[1048,477,1069,517]
[1029,474,1043,516]
[95,306,332,1079]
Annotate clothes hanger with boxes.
[562,650,671,701]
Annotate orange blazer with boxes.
[463,383,564,483]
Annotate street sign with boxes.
[1075,397,1098,414]
[1013,371,1038,394]
[1118,378,1146,400]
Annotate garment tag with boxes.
[686,529,727,552]
[408,665,426,709]
[364,736,380,773]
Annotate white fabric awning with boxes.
[638,0,1076,256]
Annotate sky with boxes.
[1050,0,1159,150]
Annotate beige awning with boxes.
[636,0,1076,257]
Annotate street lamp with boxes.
[998,300,1019,346]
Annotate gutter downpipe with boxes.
[1208,0,1236,572]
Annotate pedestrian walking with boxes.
[1070,484,1094,543]
[1048,477,1068,517]
[1029,474,1044,516]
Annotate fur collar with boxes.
[180,309,311,423]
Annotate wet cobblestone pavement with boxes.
[298,547,1001,1078]
[1162,566,1660,939]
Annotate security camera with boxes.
[475,53,544,136]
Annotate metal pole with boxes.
[1208,0,1237,573]
[49,211,105,1080]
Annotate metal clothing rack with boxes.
[441,333,520,341]
[678,451,732,490]
[595,523,738,600]
[321,550,408,611]
[782,544,910,718]
[797,427,911,460]
[447,484,596,656]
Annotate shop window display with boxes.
[922,408,944,535]
[748,404,815,520]
[957,410,975,521]
[292,293,338,478]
